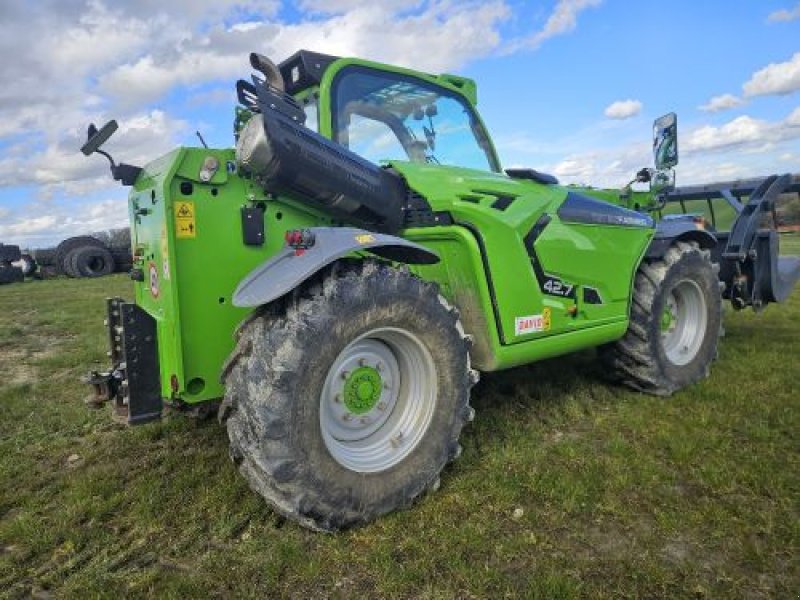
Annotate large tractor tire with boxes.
[0,264,24,284]
[601,241,722,396]
[220,261,477,532]
[55,236,106,274]
[0,244,21,263]
[69,245,115,278]
[62,249,81,278]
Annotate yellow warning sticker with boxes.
[542,307,552,331]
[355,233,375,244]
[174,201,196,239]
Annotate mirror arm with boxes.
[94,148,117,169]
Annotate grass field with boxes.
[781,232,800,256]
[1,274,798,598]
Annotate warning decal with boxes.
[174,201,196,238]
[148,262,159,298]
[515,307,552,336]
[515,314,545,335]
[355,233,376,244]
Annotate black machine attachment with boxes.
[662,174,800,310]
[719,174,800,308]
[85,298,162,424]
[235,54,408,234]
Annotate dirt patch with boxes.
[0,348,37,386]
[0,338,61,386]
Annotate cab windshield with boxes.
[332,67,498,172]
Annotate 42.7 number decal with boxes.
[542,276,575,299]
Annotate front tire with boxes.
[601,241,722,396]
[220,261,477,531]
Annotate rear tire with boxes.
[601,241,722,396]
[220,261,477,531]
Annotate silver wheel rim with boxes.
[661,279,708,366]
[320,327,437,473]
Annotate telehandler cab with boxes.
[81,50,800,531]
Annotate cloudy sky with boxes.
[0,0,798,248]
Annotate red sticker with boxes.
[149,262,159,298]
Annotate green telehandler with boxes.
[81,50,800,531]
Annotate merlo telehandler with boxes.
[81,50,800,531]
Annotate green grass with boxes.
[1,275,799,598]
[780,232,800,256]
[660,198,739,231]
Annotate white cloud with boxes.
[0,110,187,189]
[684,116,769,152]
[4,0,600,248]
[767,4,800,22]
[743,52,800,97]
[786,106,800,126]
[0,198,130,248]
[98,2,512,108]
[527,133,653,188]
[0,215,59,237]
[504,0,602,52]
[604,99,642,120]
[551,155,598,181]
[523,107,800,190]
[298,0,422,14]
[683,109,800,154]
[698,93,744,112]
[0,0,594,149]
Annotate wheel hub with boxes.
[660,279,708,366]
[319,328,438,473]
[322,338,400,443]
[343,366,383,414]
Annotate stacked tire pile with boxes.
[0,244,28,285]
[32,235,133,279]
[55,236,116,278]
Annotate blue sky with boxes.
[0,0,798,248]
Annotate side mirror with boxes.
[653,112,678,169]
[78,119,141,186]
[80,120,118,156]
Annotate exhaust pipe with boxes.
[250,53,285,91]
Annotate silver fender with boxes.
[232,227,439,307]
